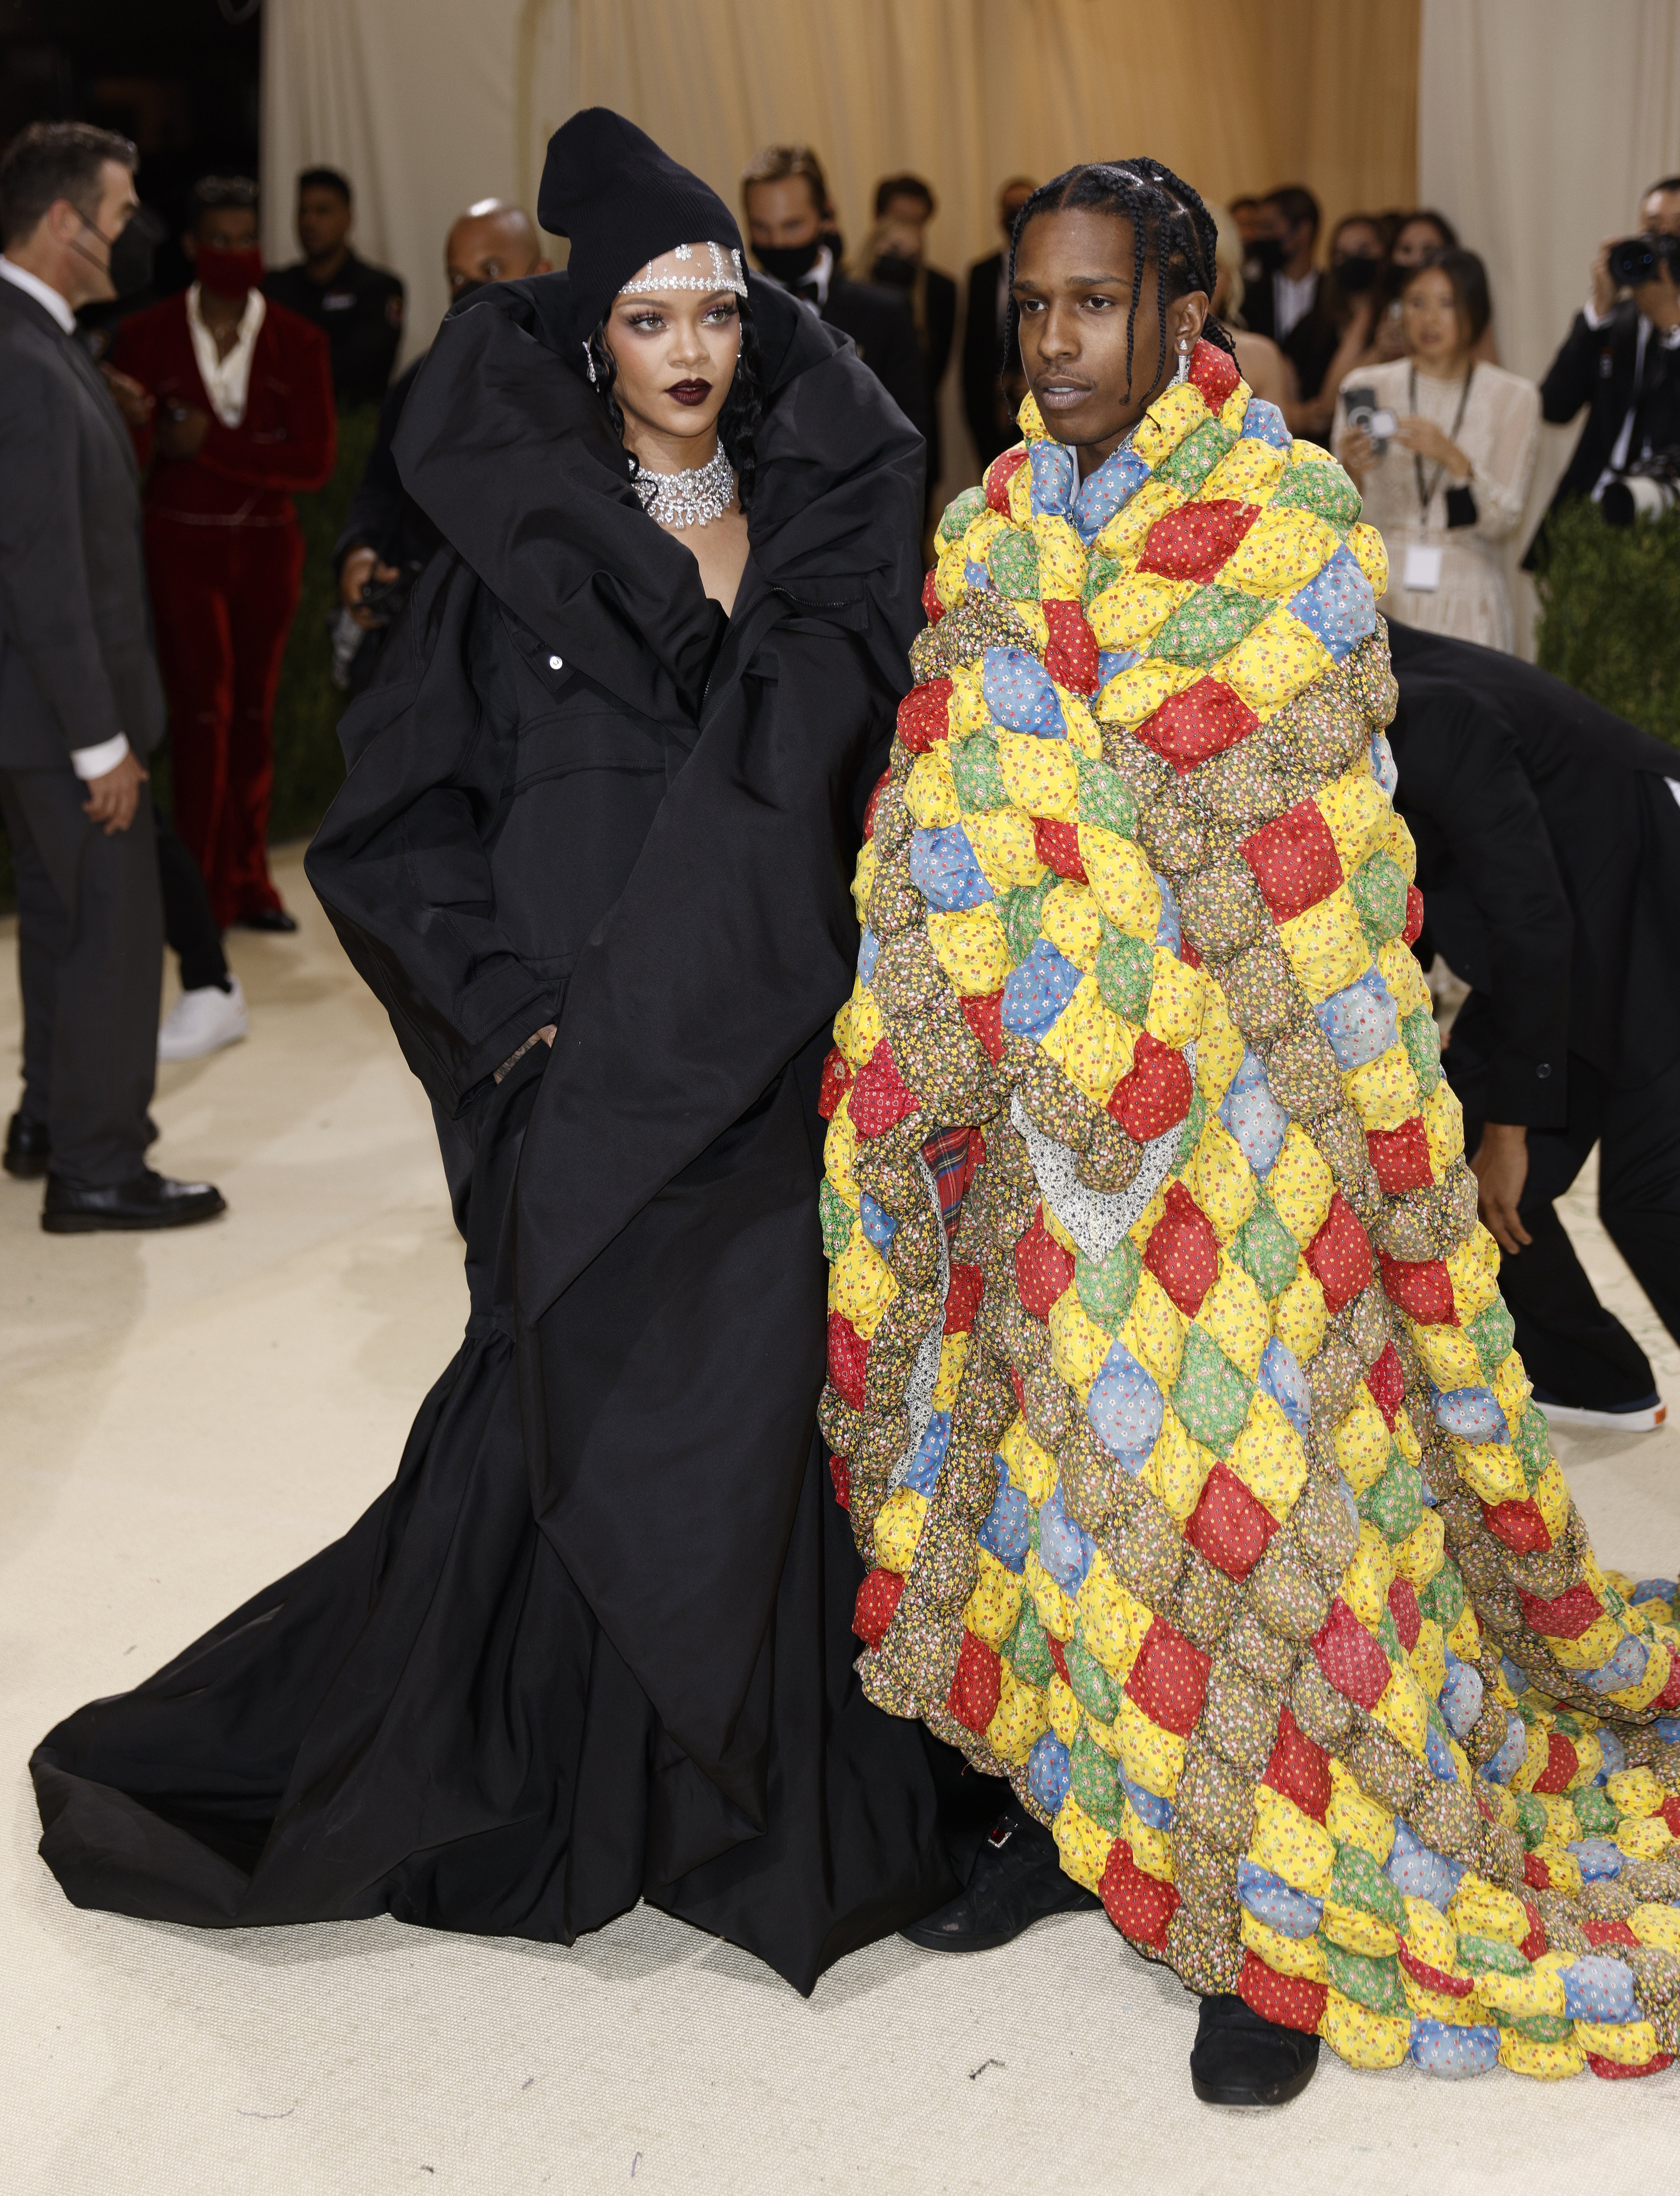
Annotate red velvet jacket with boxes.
[112,290,335,526]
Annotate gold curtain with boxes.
[520,0,1419,288]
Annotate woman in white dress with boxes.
[1335,248,1538,649]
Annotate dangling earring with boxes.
[582,340,597,385]
[1172,337,1191,386]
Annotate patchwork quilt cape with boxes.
[817,339,1680,2081]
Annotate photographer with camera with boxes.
[333,200,550,693]
[1527,176,1680,561]
[1335,247,1538,649]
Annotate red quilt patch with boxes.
[1365,1343,1406,1427]
[1136,499,1259,585]
[1366,1116,1435,1195]
[1107,1031,1194,1142]
[853,1567,903,1648]
[1015,1208,1076,1319]
[1378,1252,1458,1327]
[1311,1598,1392,1710]
[1100,1839,1180,1948]
[1133,675,1260,774]
[1305,1191,1372,1315]
[848,1041,922,1140]
[1042,597,1099,694]
[1143,1180,1220,1317]
[1261,1706,1332,1822]
[1124,1615,1212,1737]
[946,1628,1002,1735]
[1187,336,1241,414]
[1033,815,1087,881]
[985,447,1028,515]
[896,678,953,754]
[1241,800,1344,922]
[1185,1462,1279,1582]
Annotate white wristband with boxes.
[70,731,130,781]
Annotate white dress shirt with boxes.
[186,280,265,427]
[1273,269,1319,344]
[1581,296,1680,490]
[0,255,131,779]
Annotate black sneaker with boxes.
[4,1111,49,1179]
[900,1804,1100,1953]
[42,1167,226,1233]
[1190,1993,1320,2106]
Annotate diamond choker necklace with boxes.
[632,444,736,530]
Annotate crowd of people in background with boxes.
[4,116,1680,1231]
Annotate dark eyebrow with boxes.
[1013,269,1128,291]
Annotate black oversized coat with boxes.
[30,273,961,1992]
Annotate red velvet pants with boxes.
[145,513,305,928]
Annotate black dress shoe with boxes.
[900,1805,1101,1952]
[4,1111,50,1179]
[1190,1993,1320,2106]
[42,1167,227,1233]
[232,907,298,933]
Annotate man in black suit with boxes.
[869,174,956,504]
[1526,176,1680,566]
[264,166,405,410]
[0,121,223,1231]
[1242,185,1340,422]
[961,175,1037,472]
[1387,620,1680,1430]
[740,145,927,443]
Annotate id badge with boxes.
[1403,542,1443,592]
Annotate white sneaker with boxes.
[158,977,249,1062]
[1533,1391,1667,1434]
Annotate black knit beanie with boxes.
[538,108,745,346]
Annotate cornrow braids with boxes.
[1002,156,1235,414]
[584,292,765,513]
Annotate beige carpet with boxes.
[4,846,1680,2195]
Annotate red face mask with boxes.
[195,244,264,297]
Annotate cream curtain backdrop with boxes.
[262,0,1417,495]
[1418,0,1680,643]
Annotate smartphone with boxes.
[1342,385,1397,454]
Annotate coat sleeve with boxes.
[0,354,127,754]
[304,560,565,1113]
[333,369,410,574]
[1396,694,1573,1126]
[196,321,337,494]
[1538,310,1602,427]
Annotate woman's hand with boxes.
[1338,423,1377,482]
[1472,1121,1532,1256]
[1393,414,1470,480]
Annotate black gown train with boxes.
[29,269,965,1994]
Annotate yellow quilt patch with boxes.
[926,905,1013,996]
[1229,1389,1309,1521]
[1081,825,1161,938]
[1277,886,1370,1003]
[1343,1041,1423,1132]
[1267,1122,1335,1245]
[998,730,1079,820]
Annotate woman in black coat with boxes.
[28,112,963,1994]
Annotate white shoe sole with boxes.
[1536,1398,1667,1434]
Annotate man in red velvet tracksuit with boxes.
[113,176,334,931]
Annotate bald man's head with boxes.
[445,200,549,298]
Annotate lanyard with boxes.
[1410,362,1475,524]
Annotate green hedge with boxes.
[1534,496,1680,749]
[0,402,380,914]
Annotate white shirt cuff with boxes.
[69,731,130,780]
[1583,298,1611,330]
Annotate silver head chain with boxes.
[618,239,747,300]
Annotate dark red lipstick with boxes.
[668,378,711,406]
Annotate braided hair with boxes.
[1003,156,1235,407]
[583,294,765,513]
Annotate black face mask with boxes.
[754,238,822,285]
[872,253,916,290]
[1249,235,1286,278]
[78,205,164,298]
[1333,253,1381,293]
